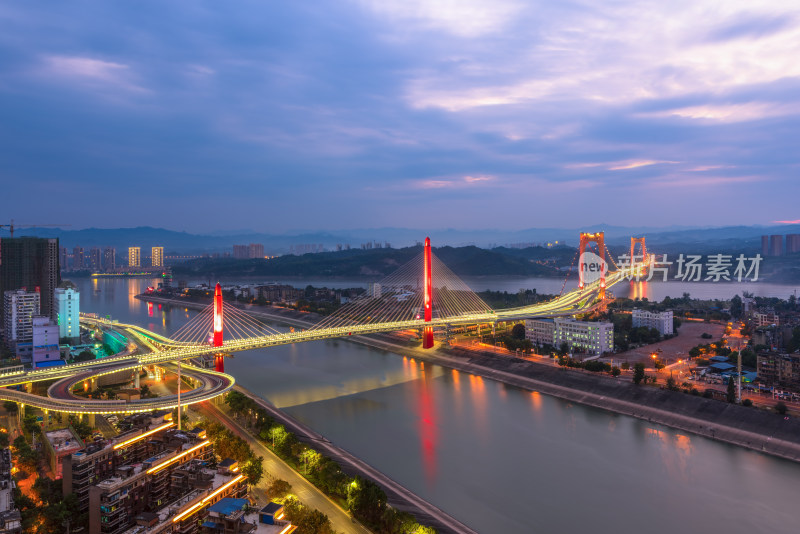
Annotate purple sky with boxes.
[1,1,799,232]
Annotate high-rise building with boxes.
[102,247,116,271]
[232,245,248,259]
[72,246,84,270]
[786,234,800,254]
[769,235,783,256]
[0,237,60,324]
[55,287,80,343]
[128,246,141,268]
[761,235,770,257]
[3,290,40,348]
[151,246,164,267]
[30,316,60,368]
[59,246,69,271]
[88,247,102,271]
[248,243,264,259]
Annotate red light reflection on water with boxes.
[417,366,438,485]
[147,302,154,317]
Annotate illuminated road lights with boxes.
[113,422,174,449]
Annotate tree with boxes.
[775,401,788,415]
[633,363,646,385]
[0,432,8,448]
[665,376,679,391]
[726,377,736,403]
[71,419,93,440]
[3,400,18,413]
[347,476,387,524]
[730,295,743,318]
[241,455,264,486]
[296,509,335,534]
[73,350,95,362]
[22,414,40,436]
[267,479,292,500]
[511,323,525,340]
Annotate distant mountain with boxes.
[171,245,562,278]
[3,223,797,255]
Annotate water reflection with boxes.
[417,367,438,485]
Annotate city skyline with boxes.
[1,1,799,231]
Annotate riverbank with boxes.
[137,294,800,463]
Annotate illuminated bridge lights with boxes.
[113,422,174,450]
[147,440,210,474]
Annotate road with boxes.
[195,401,372,534]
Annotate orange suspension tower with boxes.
[423,237,434,349]
[630,236,646,262]
[578,232,606,300]
[213,283,225,372]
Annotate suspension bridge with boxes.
[0,233,648,416]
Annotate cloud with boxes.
[415,175,496,189]
[639,102,800,122]
[354,0,523,37]
[40,55,148,93]
[608,160,679,171]
[643,175,763,189]
[774,220,800,224]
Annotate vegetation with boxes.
[173,245,562,278]
[219,391,438,533]
[632,363,646,385]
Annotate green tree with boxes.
[73,350,95,362]
[296,509,335,534]
[775,401,788,415]
[22,414,40,436]
[3,400,18,413]
[726,377,736,403]
[633,363,646,385]
[665,376,679,391]
[611,366,621,377]
[729,295,743,318]
[347,476,387,524]
[241,455,264,486]
[0,432,8,448]
[511,323,525,340]
[267,479,292,500]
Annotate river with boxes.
[74,276,800,534]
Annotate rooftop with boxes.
[44,427,83,454]
[208,497,248,515]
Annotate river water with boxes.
[74,276,800,534]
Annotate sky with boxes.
[1,1,799,233]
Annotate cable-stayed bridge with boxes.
[0,233,648,415]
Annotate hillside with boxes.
[171,245,563,278]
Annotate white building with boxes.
[31,316,61,368]
[370,283,382,298]
[632,309,674,336]
[553,317,614,356]
[55,287,80,342]
[525,318,555,345]
[3,290,40,348]
[753,312,779,327]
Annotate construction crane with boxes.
[0,219,70,238]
